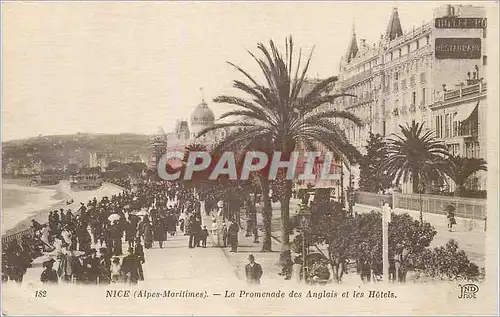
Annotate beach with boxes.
[2,179,124,236]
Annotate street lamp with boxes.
[298,205,311,283]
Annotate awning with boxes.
[455,101,479,122]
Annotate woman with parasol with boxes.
[445,205,457,232]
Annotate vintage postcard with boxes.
[1,1,498,315]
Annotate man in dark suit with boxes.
[121,247,140,284]
[245,254,263,285]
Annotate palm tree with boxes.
[198,36,361,259]
[446,155,487,196]
[383,120,449,223]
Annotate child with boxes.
[201,225,209,248]
[110,257,122,283]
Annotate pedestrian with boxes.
[135,242,145,281]
[179,218,185,233]
[110,257,122,283]
[85,249,100,284]
[201,225,209,248]
[124,210,138,249]
[221,222,228,248]
[446,205,457,232]
[188,215,198,248]
[153,215,167,248]
[98,247,111,284]
[109,221,123,256]
[40,259,58,284]
[121,247,141,285]
[228,221,239,252]
[245,254,263,285]
[139,215,154,249]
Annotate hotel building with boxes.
[327,4,487,192]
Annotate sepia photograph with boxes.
[1,1,498,315]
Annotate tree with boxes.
[388,213,437,282]
[199,36,361,259]
[446,155,487,196]
[383,120,450,223]
[359,133,392,193]
[414,239,481,281]
[305,210,436,283]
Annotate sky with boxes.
[2,1,443,141]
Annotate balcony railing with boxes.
[443,82,486,103]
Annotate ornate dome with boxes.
[190,101,215,125]
[151,126,167,143]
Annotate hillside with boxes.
[2,133,152,169]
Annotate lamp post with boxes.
[298,206,311,283]
[382,203,391,282]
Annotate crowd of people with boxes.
[2,177,209,285]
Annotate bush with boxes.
[413,239,481,281]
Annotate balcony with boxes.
[392,108,399,116]
[442,82,487,103]
[409,104,416,112]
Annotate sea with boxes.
[2,180,61,232]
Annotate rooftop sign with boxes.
[435,17,487,29]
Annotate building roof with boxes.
[346,25,359,63]
[386,7,403,41]
[190,100,215,125]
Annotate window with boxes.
[435,116,440,138]
[407,44,410,54]
[390,52,393,61]
[483,56,487,66]
[445,114,450,138]
[383,121,386,136]
[452,113,458,137]
[422,88,426,104]
[426,35,430,45]
[399,49,402,57]
[416,40,420,49]
[420,72,426,83]
[412,91,416,105]
[395,72,399,81]
[466,142,480,158]
[440,115,443,138]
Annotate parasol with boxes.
[108,213,121,221]
[445,205,456,212]
[135,210,148,216]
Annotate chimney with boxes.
[448,5,455,17]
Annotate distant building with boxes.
[89,153,109,171]
[165,98,231,153]
[149,127,168,169]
